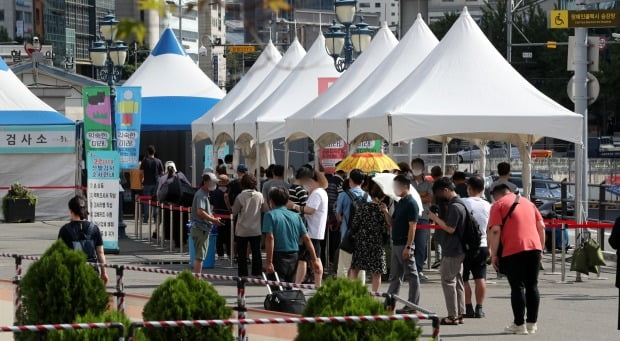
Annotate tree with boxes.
[429,12,459,40]
[0,26,10,42]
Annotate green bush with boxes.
[17,241,109,340]
[48,311,146,341]
[296,278,422,341]
[142,270,233,341]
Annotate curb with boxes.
[603,251,617,263]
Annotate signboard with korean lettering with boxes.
[355,140,383,153]
[86,150,120,251]
[115,86,142,169]
[0,125,75,153]
[550,10,620,29]
[83,86,113,151]
[204,144,230,171]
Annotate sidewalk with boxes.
[0,220,618,340]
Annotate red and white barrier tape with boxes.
[0,322,123,333]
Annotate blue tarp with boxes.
[0,110,75,125]
[141,96,220,131]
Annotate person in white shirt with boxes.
[288,167,328,286]
[461,175,491,318]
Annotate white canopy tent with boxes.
[191,41,282,143]
[0,58,77,221]
[284,23,398,144]
[212,39,306,170]
[350,8,583,196]
[306,14,438,148]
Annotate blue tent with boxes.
[124,28,224,131]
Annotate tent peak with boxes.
[0,58,8,71]
[462,6,470,15]
[416,13,422,20]
[151,28,186,57]
[381,21,388,29]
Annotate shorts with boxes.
[298,238,321,263]
[191,228,210,261]
[463,247,489,281]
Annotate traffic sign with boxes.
[228,45,256,53]
[550,10,620,28]
[567,72,600,105]
[599,36,607,51]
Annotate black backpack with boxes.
[345,190,369,232]
[72,222,98,263]
[454,200,483,255]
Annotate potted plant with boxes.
[2,183,37,223]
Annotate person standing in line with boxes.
[210,174,232,260]
[190,173,223,274]
[288,167,328,286]
[325,163,346,273]
[429,177,467,326]
[140,145,163,223]
[430,165,445,269]
[461,175,491,318]
[488,182,545,335]
[58,195,108,284]
[411,158,433,280]
[262,165,289,210]
[384,174,421,314]
[227,164,249,208]
[263,187,322,284]
[608,216,620,330]
[490,162,518,195]
[452,171,469,199]
[232,174,264,277]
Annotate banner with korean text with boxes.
[86,150,120,251]
[115,86,142,169]
[83,86,113,152]
[0,125,75,153]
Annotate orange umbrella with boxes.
[335,152,400,174]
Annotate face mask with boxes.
[393,186,403,197]
[208,183,217,191]
[218,186,228,192]
[412,169,423,177]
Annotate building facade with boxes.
[0,0,35,40]
[358,0,400,33]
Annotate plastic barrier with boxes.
[188,232,218,269]
[127,314,440,341]
[0,322,125,340]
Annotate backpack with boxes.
[72,222,98,263]
[344,190,369,232]
[454,200,482,255]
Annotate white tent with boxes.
[0,58,77,221]
[191,41,282,143]
[212,38,306,150]
[309,14,438,148]
[284,23,398,143]
[351,8,583,196]
[124,28,225,131]
[234,34,342,152]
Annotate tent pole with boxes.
[256,123,261,190]
[518,138,533,199]
[441,136,448,175]
[408,139,413,162]
[314,143,320,170]
[388,115,394,158]
[284,140,290,180]
[191,142,197,187]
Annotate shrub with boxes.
[296,278,422,341]
[48,311,146,341]
[17,241,109,340]
[142,270,233,341]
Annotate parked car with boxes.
[508,172,574,216]
[457,146,552,163]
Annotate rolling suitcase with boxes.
[262,272,306,315]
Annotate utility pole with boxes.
[506,0,512,63]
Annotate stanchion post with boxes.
[169,206,174,252]
[147,200,153,243]
[545,223,559,276]
[115,265,125,313]
[426,226,432,271]
[230,214,235,268]
[236,278,247,341]
[560,224,567,283]
[13,255,22,322]
[134,195,139,239]
[158,203,164,247]
[179,208,184,254]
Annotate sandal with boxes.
[440,317,459,325]
[458,316,465,324]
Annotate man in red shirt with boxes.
[488,183,545,335]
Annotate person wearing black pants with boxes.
[231,174,264,277]
[236,235,262,277]
[608,216,620,330]
[502,250,541,327]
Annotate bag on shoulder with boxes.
[72,222,98,262]
[455,201,482,256]
[339,191,369,254]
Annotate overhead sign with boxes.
[550,10,620,28]
[0,125,75,153]
[229,45,256,53]
[115,86,142,169]
[86,150,120,251]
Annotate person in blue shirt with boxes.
[263,187,321,283]
[335,169,371,281]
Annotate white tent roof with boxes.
[309,15,438,147]
[212,38,306,146]
[350,9,583,146]
[284,23,398,143]
[234,34,342,147]
[191,41,282,142]
[124,28,224,99]
[0,59,73,125]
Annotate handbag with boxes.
[497,194,520,275]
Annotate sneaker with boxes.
[221,254,229,260]
[431,260,441,269]
[526,323,538,334]
[504,323,528,335]
[474,305,485,318]
[395,306,417,314]
[419,272,429,281]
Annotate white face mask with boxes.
[208,183,217,191]
[412,169,423,177]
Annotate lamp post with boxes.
[89,13,129,241]
[324,0,373,72]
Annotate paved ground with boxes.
[0,220,618,340]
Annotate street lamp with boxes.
[89,12,129,239]
[325,0,373,72]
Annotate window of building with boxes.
[391,12,396,16]
[0,10,4,21]
[391,3,395,6]
[375,3,381,7]
[360,2,370,8]
[24,12,32,24]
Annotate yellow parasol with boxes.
[335,152,400,174]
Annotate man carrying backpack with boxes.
[429,177,468,325]
[335,169,370,281]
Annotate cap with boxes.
[165,161,177,173]
[237,164,248,173]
